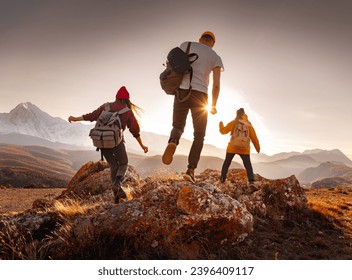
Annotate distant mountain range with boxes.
[0,102,226,157]
[0,144,243,187]
[0,102,91,147]
[1,102,352,187]
[298,161,352,184]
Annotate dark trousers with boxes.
[169,89,208,169]
[101,141,128,184]
[221,153,255,183]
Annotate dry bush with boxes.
[0,221,50,260]
[53,199,91,217]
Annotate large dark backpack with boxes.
[89,103,130,149]
[159,42,198,102]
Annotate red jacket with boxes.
[83,100,140,138]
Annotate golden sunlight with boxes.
[203,85,275,154]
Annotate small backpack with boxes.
[230,120,250,149]
[89,103,130,149]
[159,42,198,102]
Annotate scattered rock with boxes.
[0,162,309,259]
[32,198,53,210]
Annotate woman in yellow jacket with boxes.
[219,108,260,186]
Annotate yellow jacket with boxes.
[219,114,260,155]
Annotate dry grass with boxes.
[232,186,352,259]
[306,186,352,237]
[1,186,352,260]
[52,199,93,217]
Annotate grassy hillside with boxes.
[0,145,103,187]
[0,144,75,187]
[0,144,240,187]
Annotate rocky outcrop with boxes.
[0,162,307,259]
[58,161,143,199]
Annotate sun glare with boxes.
[201,85,274,155]
[205,104,212,112]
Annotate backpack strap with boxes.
[185,42,199,61]
[185,42,197,87]
[186,41,192,54]
[100,149,104,161]
[176,73,192,103]
[103,102,110,111]
[177,42,198,103]
[110,106,131,130]
[117,107,130,114]
[187,42,198,64]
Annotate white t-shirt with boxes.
[179,41,224,94]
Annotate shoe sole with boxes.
[183,173,195,184]
[162,143,177,165]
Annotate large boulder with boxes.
[90,181,253,253]
[58,161,143,200]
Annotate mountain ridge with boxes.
[1,143,352,188]
[1,102,352,186]
[3,102,351,163]
[298,161,352,184]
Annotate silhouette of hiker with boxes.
[162,31,224,183]
[219,108,260,190]
[68,86,148,203]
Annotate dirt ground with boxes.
[0,187,64,214]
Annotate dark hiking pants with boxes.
[101,141,128,189]
[169,89,208,170]
[221,153,254,183]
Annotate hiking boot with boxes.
[162,141,177,165]
[113,176,127,199]
[220,176,226,184]
[249,181,259,193]
[113,176,123,186]
[112,186,126,203]
[183,168,195,184]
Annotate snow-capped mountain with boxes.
[0,102,227,155]
[1,102,351,182]
[0,102,92,147]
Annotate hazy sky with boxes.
[1,0,351,157]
